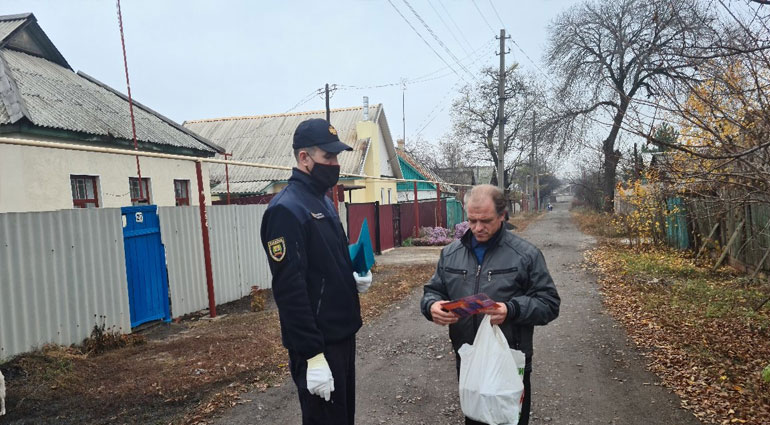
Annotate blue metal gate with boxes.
[122,205,170,327]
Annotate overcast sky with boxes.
[1,0,579,165]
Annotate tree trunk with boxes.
[602,99,628,212]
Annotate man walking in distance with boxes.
[421,184,560,425]
[261,118,372,425]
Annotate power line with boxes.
[401,0,478,82]
[437,0,476,53]
[488,0,506,30]
[426,0,471,56]
[471,0,496,33]
[386,0,471,85]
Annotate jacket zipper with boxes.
[472,264,482,329]
[487,267,519,282]
[316,278,326,316]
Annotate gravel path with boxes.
[211,202,701,424]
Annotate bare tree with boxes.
[545,0,714,211]
[450,65,538,188]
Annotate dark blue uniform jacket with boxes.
[260,169,362,360]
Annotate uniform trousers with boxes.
[289,336,356,425]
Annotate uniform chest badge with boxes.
[311,212,325,219]
[267,237,286,262]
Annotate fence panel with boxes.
[158,207,208,317]
[446,198,464,230]
[665,198,690,250]
[347,203,377,249]
[0,209,131,360]
[235,205,272,291]
[400,202,417,239]
[208,206,247,306]
[378,204,395,251]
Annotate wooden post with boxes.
[413,181,420,238]
[713,220,744,271]
[695,222,720,260]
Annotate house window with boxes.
[174,179,190,206]
[129,177,152,205]
[70,175,99,208]
[388,188,392,204]
[381,188,385,204]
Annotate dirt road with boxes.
[211,203,700,424]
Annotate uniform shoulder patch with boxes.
[267,237,286,262]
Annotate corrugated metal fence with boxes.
[1,204,274,359]
[0,209,132,360]
[158,205,272,318]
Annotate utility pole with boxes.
[401,79,407,145]
[325,83,330,123]
[533,110,539,211]
[530,111,536,211]
[496,29,510,190]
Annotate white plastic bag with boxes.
[458,315,525,425]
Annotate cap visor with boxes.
[317,140,353,153]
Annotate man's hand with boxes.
[430,301,459,326]
[306,353,334,401]
[479,302,508,325]
[353,271,372,293]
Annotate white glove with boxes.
[353,270,372,293]
[306,353,334,401]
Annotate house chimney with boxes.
[397,138,405,151]
[363,96,369,121]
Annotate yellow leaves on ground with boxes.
[586,241,770,424]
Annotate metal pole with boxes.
[332,184,339,214]
[196,161,216,318]
[413,181,420,238]
[116,0,144,202]
[224,152,231,205]
[436,184,442,228]
[325,83,330,123]
[497,29,506,190]
[402,80,406,145]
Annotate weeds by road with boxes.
[0,264,435,424]
[575,205,770,423]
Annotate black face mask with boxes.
[309,161,340,189]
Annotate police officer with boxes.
[260,118,371,425]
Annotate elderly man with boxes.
[261,118,371,425]
[421,184,560,425]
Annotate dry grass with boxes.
[0,263,436,424]
[570,207,626,238]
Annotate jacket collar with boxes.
[289,167,328,197]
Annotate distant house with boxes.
[434,165,496,188]
[0,13,223,213]
[184,103,403,204]
[395,140,456,202]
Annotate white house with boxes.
[0,13,224,213]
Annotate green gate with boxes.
[665,198,690,250]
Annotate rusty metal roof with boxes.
[185,105,401,194]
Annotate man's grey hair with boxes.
[464,184,506,216]
[293,145,319,162]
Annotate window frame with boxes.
[174,179,191,206]
[70,175,100,208]
[129,177,152,205]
